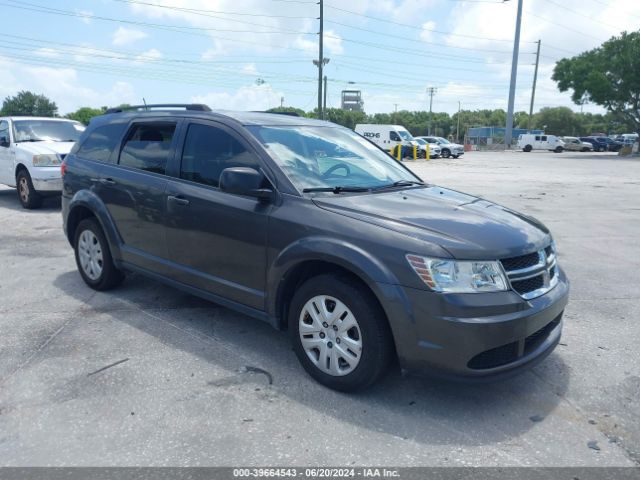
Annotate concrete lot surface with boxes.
[0,151,638,466]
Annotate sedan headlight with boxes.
[32,154,61,167]
[406,255,508,293]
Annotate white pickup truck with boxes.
[0,117,84,208]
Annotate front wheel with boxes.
[523,145,532,152]
[555,146,563,153]
[74,218,124,291]
[16,170,43,209]
[441,148,451,158]
[289,275,393,392]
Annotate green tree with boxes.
[65,106,106,125]
[532,107,584,136]
[1,91,58,117]
[552,30,640,133]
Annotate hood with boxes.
[313,186,551,259]
[15,141,75,156]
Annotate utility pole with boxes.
[456,101,461,143]
[323,75,328,119]
[504,0,523,148]
[280,96,284,108]
[394,103,398,112]
[528,39,541,131]
[317,0,323,119]
[426,87,437,135]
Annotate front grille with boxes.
[501,252,540,271]
[511,275,544,295]
[468,314,562,370]
[500,245,558,300]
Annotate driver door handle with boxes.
[168,194,190,206]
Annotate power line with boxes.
[324,3,536,43]
[525,10,608,42]
[113,0,315,19]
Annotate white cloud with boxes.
[191,83,284,111]
[0,55,137,114]
[295,29,343,56]
[242,63,258,75]
[134,48,163,63]
[34,48,60,59]
[75,9,93,24]
[419,21,437,43]
[112,27,148,46]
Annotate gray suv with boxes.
[61,104,569,391]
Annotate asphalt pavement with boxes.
[0,150,638,466]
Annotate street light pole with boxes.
[317,0,323,119]
[504,0,523,148]
[528,39,541,130]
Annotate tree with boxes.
[65,106,106,125]
[1,91,58,117]
[552,30,640,133]
[533,107,584,136]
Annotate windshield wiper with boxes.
[303,185,371,194]
[371,180,426,191]
[15,139,45,143]
[55,139,77,142]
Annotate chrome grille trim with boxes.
[501,245,558,300]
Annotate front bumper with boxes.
[30,167,62,192]
[382,267,569,380]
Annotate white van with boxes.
[0,116,84,208]
[517,134,565,153]
[354,124,418,154]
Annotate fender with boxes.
[66,189,123,263]
[266,236,415,328]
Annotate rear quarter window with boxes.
[74,123,127,163]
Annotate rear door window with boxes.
[119,122,176,175]
[74,123,127,163]
[541,136,547,141]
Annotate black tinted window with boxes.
[75,123,126,163]
[0,121,9,145]
[180,124,258,188]
[120,123,176,175]
[390,131,401,141]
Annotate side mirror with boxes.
[0,136,9,148]
[219,167,273,200]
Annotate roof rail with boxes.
[256,110,301,117]
[104,104,211,114]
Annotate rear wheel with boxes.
[16,169,43,209]
[74,218,124,291]
[289,274,393,391]
[441,148,451,158]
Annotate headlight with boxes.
[406,255,508,293]
[32,154,61,167]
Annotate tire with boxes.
[289,274,393,392]
[16,169,43,209]
[555,146,563,153]
[441,148,451,158]
[74,218,124,291]
[581,148,589,152]
[523,145,532,152]
[452,154,459,158]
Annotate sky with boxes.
[1,0,639,116]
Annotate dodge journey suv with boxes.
[61,104,569,391]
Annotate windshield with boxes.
[398,130,413,141]
[13,120,84,143]
[415,138,426,145]
[435,137,450,144]
[248,125,421,192]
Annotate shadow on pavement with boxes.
[53,268,570,447]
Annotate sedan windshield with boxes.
[13,120,84,143]
[248,125,422,192]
